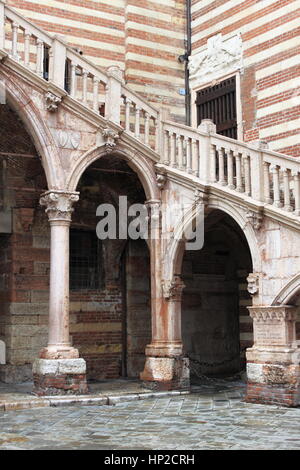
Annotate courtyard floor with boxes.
[0,378,300,450]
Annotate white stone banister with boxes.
[121,85,160,150]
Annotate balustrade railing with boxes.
[1,0,300,220]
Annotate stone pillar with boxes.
[246,306,300,407]
[32,190,88,396]
[141,239,189,395]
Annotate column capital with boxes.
[40,190,79,223]
[162,275,185,302]
[248,305,298,322]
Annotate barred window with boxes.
[196,77,237,139]
[70,229,102,290]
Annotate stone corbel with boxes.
[162,275,185,302]
[247,272,261,296]
[45,91,62,112]
[40,190,79,222]
[156,173,167,190]
[246,209,263,230]
[102,127,121,152]
[194,188,209,207]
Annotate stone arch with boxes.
[66,142,160,201]
[164,197,261,282]
[272,274,300,306]
[0,69,62,189]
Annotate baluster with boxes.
[24,30,31,67]
[70,63,77,98]
[243,153,251,196]
[144,112,150,147]
[263,161,272,204]
[177,134,184,170]
[282,168,293,212]
[293,171,300,216]
[93,76,100,112]
[82,69,88,104]
[227,150,235,189]
[185,137,192,173]
[163,130,170,165]
[191,139,199,176]
[270,165,282,208]
[210,145,217,183]
[235,151,243,192]
[155,116,159,153]
[170,132,176,168]
[11,22,19,60]
[36,39,44,77]
[125,97,131,133]
[135,105,141,139]
[218,147,226,185]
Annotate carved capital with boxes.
[102,127,120,152]
[40,191,79,222]
[246,210,263,230]
[162,276,185,302]
[247,272,261,296]
[248,306,298,323]
[45,92,62,112]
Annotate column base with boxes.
[245,361,300,407]
[39,345,80,360]
[140,356,190,391]
[32,358,88,396]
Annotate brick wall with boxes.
[191,0,300,156]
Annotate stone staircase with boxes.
[1,0,300,230]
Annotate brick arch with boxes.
[0,69,62,189]
[65,142,160,202]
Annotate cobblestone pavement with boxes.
[0,380,300,450]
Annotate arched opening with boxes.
[71,154,151,383]
[0,102,49,383]
[181,209,253,382]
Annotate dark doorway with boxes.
[196,77,237,139]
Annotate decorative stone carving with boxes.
[194,189,208,206]
[189,33,243,87]
[247,272,260,295]
[246,210,263,230]
[53,130,81,149]
[162,276,185,302]
[156,173,167,190]
[102,127,120,152]
[40,191,79,222]
[45,92,62,112]
[249,306,297,323]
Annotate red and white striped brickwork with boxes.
[6,0,187,122]
[191,0,300,157]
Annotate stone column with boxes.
[141,220,189,395]
[246,306,300,407]
[32,190,88,396]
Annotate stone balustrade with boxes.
[1,0,300,222]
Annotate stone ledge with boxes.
[0,389,191,412]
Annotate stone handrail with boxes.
[1,0,300,220]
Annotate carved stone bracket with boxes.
[246,210,263,230]
[102,127,121,152]
[162,275,185,302]
[45,92,62,112]
[247,272,261,296]
[156,173,167,190]
[40,191,79,222]
[194,189,209,207]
